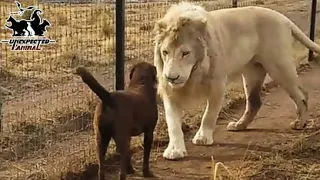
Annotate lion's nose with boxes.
[165,75,180,83]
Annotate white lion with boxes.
[153,2,320,160]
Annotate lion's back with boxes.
[208,6,290,30]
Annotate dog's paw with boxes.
[192,129,213,145]
[163,146,187,160]
[226,121,247,131]
[290,120,306,130]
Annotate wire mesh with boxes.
[0,0,317,179]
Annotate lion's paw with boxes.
[192,130,213,145]
[290,120,306,130]
[163,146,187,160]
[227,122,247,131]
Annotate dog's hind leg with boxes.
[142,129,155,177]
[227,61,266,131]
[115,139,133,174]
[114,137,134,175]
[126,138,134,175]
[96,129,111,180]
[114,135,130,180]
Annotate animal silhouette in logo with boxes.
[5,1,51,37]
[30,10,51,36]
[5,15,29,36]
[15,1,37,16]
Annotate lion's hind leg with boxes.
[259,55,309,130]
[227,61,266,131]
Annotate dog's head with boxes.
[7,16,15,22]
[42,19,51,27]
[129,62,157,89]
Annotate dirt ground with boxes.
[85,62,320,180]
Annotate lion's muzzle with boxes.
[164,75,186,89]
[165,75,180,83]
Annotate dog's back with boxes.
[110,89,158,135]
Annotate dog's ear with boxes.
[129,66,135,80]
[152,66,157,76]
[152,65,158,87]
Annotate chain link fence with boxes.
[0,0,317,179]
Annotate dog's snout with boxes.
[165,75,180,83]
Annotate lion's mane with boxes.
[153,2,215,107]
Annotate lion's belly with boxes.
[225,36,258,77]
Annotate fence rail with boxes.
[0,0,318,179]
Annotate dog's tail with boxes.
[75,67,114,107]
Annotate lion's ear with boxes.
[178,16,207,34]
[177,16,191,27]
[153,20,167,35]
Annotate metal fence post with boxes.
[115,0,125,90]
[0,85,2,132]
[0,66,2,132]
[232,0,237,8]
[0,90,2,132]
[308,0,318,61]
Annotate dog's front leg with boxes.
[162,95,187,160]
[192,79,226,145]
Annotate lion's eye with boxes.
[182,51,190,57]
[162,50,168,55]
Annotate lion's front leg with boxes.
[192,81,226,146]
[162,95,187,160]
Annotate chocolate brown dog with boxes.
[75,62,158,180]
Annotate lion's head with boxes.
[153,2,211,100]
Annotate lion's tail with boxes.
[290,21,320,54]
[75,67,114,107]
